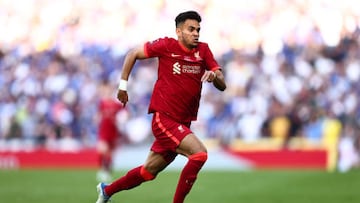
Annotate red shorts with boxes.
[151,112,192,162]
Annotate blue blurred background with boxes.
[0,0,359,172]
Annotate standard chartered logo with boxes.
[173,62,181,74]
[172,62,201,75]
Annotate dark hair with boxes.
[175,10,201,27]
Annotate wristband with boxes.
[118,79,128,91]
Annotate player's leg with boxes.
[101,150,171,198]
[96,140,113,182]
[173,133,208,203]
[150,112,208,202]
[97,120,118,182]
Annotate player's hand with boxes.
[201,71,216,82]
[117,90,128,107]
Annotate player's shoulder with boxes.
[162,37,178,46]
[149,37,176,43]
[147,37,178,50]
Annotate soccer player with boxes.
[96,80,125,182]
[95,10,226,203]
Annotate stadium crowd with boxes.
[0,0,359,169]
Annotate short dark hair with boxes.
[175,11,201,27]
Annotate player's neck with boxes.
[178,41,195,53]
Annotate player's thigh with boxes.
[143,151,172,174]
[176,133,207,157]
[97,140,110,154]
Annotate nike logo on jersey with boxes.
[171,53,181,57]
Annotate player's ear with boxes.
[176,26,183,37]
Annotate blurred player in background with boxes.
[95,10,226,203]
[96,79,125,182]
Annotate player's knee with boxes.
[140,166,156,181]
[189,152,208,164]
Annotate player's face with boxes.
[177,19,200,49]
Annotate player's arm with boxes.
[212,69,226,91]
[201,69,226,91]
[201,45,226,91]
[121,45,147,80]
[117,45,148,106]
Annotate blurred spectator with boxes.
[5,115,22,140]
[338,123,360,172]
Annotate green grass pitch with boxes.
[0,169,359,203]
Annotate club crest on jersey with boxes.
[194,51,202,61]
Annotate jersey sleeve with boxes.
[144,38,167,58]
[202,43,221,71]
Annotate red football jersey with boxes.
[99,98,123,122]
[144,37,220,123]
[98,98,123,143]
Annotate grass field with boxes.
[1,168,359,203]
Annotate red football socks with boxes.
[173,152,208,203]
[104,165,154,196]
[103,152,207,203]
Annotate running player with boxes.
[96,80,125,182]
[96,10,226,203]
